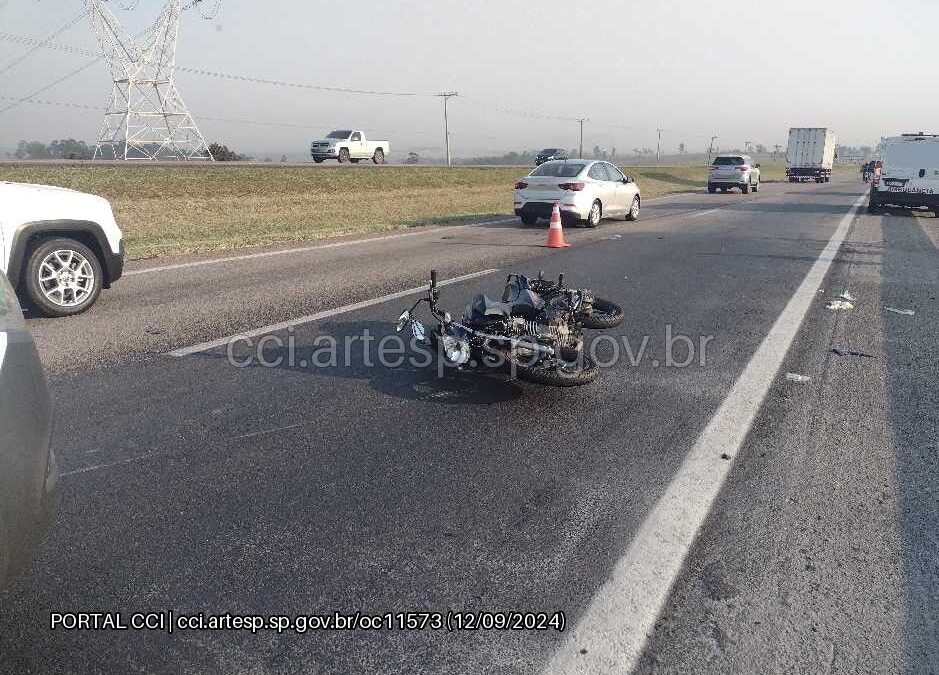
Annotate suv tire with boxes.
[24,237,103,317]
[520,214,539,226]
[741,182,750,194]
[707,184,716,194]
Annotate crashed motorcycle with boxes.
[395,270,623,387]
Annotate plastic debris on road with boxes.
[884,307,915,316]
[825,299,854,310]
[785,373,812,383]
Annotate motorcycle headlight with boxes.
[441,335,471,365]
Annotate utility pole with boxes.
[577,118,588,159]
[707,135,718,165]
[656,128,663,166]
[436,92,458,167]
[744,141,753,155]
[773,143,782,163]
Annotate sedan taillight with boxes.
[515,181,529,189]
[559,182,585,191]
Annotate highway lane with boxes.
[26,182,806,373]
[2,180,935,674]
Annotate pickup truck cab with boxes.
[0,182,124,317]
[869,134,939,214]
[311,130,390,164]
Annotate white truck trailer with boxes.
[786,128,837,183]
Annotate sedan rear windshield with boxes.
[713,156,745,165]
[539,149,560,155]
[326,130,352,139]
[531,162,585,177]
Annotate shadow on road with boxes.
[203,318,527,406]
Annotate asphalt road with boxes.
[1,180,936,674]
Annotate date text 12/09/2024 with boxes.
[50,611,567,634]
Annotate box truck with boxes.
[786,128,837,183]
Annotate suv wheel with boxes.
[707,184,717,194]
[24,237,103,317]
[741,182,750,194]
[520,214,539,226]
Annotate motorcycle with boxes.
[395,270,623,387]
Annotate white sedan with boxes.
[514,160,641,227]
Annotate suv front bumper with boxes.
[104,239,125,287]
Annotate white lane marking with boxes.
[0,332,6,371]
[122,193,708,278]
[689,207,723,219]
[59,451,165,478]
[169,268,500,357]
[542,193,867,675]
[124,220,516,277]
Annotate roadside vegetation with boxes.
[0,163,855,259]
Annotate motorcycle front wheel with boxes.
[579,298,625,329]
[515,348,599,387]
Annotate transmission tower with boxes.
[86,0,213,160]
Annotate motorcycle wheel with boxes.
[579,298,625,329]
[515,348,599,387]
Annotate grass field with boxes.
[0,162,850,260]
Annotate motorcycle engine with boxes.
[510,309,579,349]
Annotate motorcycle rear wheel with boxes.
[579,298,625,329]
[515,348,599,387]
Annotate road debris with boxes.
[785,373,812,383]
[825,299,854,311]
[884,307,915,316]
[837,290,855,302]
[830,348,876,359]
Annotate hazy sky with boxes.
[0,0,934,157]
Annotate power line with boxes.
[0,9,89,77]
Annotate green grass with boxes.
[0,162,854,259]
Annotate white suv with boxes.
[0,182,124,317]
[708,154,761,194]
[869,134,939,214]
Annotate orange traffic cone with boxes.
[545,202,570,248]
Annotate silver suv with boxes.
[0,271,56,586]
[708,154,761,194]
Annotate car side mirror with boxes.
[623,176,633,184]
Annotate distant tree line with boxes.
[11,138,94,160]
[8,138,252,161]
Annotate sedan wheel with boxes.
[586,201,602,228]
[626,196,640,221]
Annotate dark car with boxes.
[535,148,569,165]
[0,271,56,587]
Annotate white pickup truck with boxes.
[0,182,124,317]
[310,130,390,164]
